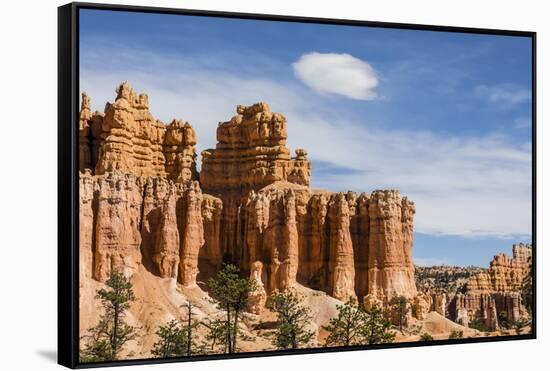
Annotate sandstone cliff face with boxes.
[466,244,532,293]
[240,186,305,293]
[178,181,205,287]
[153,187,179,279]
[82,82,198,181]
[80,170,220,287]
[328,193,356,302]
[367,191,417,304]
[164,119,198,182]
[248,261,268,314]
[198,194,223,280]
[200,103,311,192]
[79,84,418,314]
[79,170,95,283]
[199,103,312,266]
[450,244,532,329]
[93,171,144,281]
[79,93,103,173]
[95,82,166,177]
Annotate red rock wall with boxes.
[450,244,532,327]
[80,82,197,182]
[79,170,95,282]
[153,187,180,278]
[367,190,418,303]
[93,172,144,281]
[79,87,418,307]
[178,181,205,287]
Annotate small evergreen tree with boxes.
[420,333,434,341]
[360,304,395,345]
[151,320,189,358]
[448,330,463,339]
[389,295,409,332]
[208,263,256,353]
[266,290,314,349]
[80,336,112,362]
[80,270,137,362]
[323,297,365,346]
[469,311,490,332]
[204,318,231,353]
[152,301,199,358]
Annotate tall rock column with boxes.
[93,171,144,281]
[79,92,103,173]
[164,119,198,182]
[248,261,268,314]
[242,191,270,272]
[306,194,330,290]
[79,93,93,172]
[178,181,205,287]
[153,187,180,278]
[200,103,311,264]
[260,189,300,292]
[352,193,370,301]
[79,170,95,282]
[279,190,299,290]
[95,81,167,177]
[199,195,224,279]
[329,193,357,302]
[367,190,417,304]
[140,177,170,273]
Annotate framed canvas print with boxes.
[58,2,536,368]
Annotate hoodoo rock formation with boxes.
[79,82,198,181]
[450,244,532,330]
[79,82,419,316]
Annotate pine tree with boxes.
[80,270,137,362]
[323,297,365,346]
[266,290,314,349]
[151,301,199,358]
[204,318,230,353]
[449,329,463,339]
[208,263,256,353]
[420,333,434,341]
[389,295,409,332]
[360,304,395,345]
[151,320,189,358]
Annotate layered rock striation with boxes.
[449,244,532,329]
[79,82,198,181]
[79,83,418,313]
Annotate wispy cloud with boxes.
[292,52,379,100]
[81,44,531,239]
[474,83,531,106]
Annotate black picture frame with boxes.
[58,2,537,369]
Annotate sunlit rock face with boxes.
[79,84,418,306]
[449,244,532,329]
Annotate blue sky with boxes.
[79,9,533,267]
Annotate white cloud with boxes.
[288,114,532,238]
[292,52,379,100]
[474,84,531,106]
[81,45,532,239]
